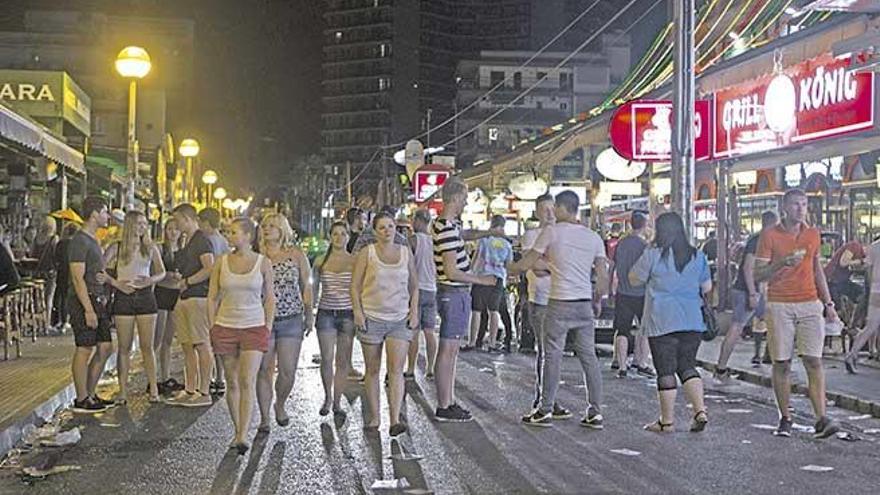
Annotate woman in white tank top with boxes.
[207,218,276,455]
[351,212,419,436]
[101,210,166,404]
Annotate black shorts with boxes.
[649,331,701,380]
[69,294,113,347]
[155,286,180,311]
[471,278,504,312]
[613,294,645,338]
[112,287,158,316]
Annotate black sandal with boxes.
[691,411,708,432]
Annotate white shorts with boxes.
[766,300,825,361]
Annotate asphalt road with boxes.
[2,337,879,494]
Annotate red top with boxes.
[824,241,865,286]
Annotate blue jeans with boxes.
[315,309,355,337]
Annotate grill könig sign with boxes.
[713,53,875,158]
[608,100,712,162]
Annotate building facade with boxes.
[454,33,631,169]
[321,0,621,196]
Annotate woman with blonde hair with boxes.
[256,213,313,432]
[30,216,59,328]
[101,210,167,403]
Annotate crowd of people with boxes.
[20,179,877,455]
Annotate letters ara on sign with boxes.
[608,100,712,162]
[713,52,874,158]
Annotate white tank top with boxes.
[362,244,410,322]
[116,244,152,282]
[413,232,436,292]
[215,254,266,328]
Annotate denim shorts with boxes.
[273,314,305,340]
[437,285,471,340]
[316,309,355,337]
[732,289,766,326]
[419,289,437,330]
[358,318,414,345]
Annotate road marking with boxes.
[800,465,834,472]
[610,449,641,456]
[726,409,753,414]
[847,414,872,421]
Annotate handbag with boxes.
[701,293,718,341]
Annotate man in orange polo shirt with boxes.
[754,188,839,439]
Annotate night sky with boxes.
[0,0,323,192]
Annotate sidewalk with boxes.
[0,334,78,458]
[696,312,880,418]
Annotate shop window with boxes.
[697,184,710,200]
[756,174,771,193]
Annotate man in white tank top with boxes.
[406,209,439,379]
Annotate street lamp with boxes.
[214,187,228,216]
[179,138,200,203]
[115,46,152,209]
[202,169,218,208]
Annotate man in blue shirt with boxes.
[466,215,512,351]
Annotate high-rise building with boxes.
[321,0,654,196]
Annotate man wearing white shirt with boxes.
[520,193,571,420]
[513,190,609,428]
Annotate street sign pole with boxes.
[671,0,696,241]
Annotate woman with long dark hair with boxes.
[629,212,712,433]
[154,219,185,393]
[313,221,356,417]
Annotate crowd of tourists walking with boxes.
[55,179,856,455]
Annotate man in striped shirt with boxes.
[433,177,496,422]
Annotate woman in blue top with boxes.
[629,212,712,434]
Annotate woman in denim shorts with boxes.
[314,222,357,418]
[256,213,313,432]
[351,213,419,437]
[102,211,167,404]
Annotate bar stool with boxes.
[17,279,38,343]
[30,278,50,337]
[1,289,22,360]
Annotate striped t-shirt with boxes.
[433,217,471,287]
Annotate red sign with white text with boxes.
[713,53,875,158]
[413,166,450,203]
[608,100,712,162]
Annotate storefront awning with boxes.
[0,102,85,175]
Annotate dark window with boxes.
[513,72,522,89]
[490,71,504,88]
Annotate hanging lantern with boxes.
[508,174,548,200]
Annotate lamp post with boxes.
[179,138,200,203]
[202,169,218,208]
[213,186,227,212]
[115,46,152,210]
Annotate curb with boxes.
[697,359,880,419]
[0,352,120,460]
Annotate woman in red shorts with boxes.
[207,217,276,455]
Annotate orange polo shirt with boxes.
[755,223,820,303]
